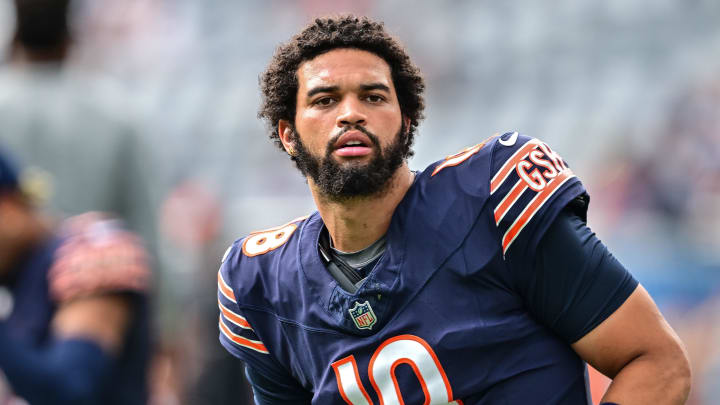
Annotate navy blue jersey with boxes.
[1,215,151,405]
[218,133,636,404]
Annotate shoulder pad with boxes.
[422,134,497,200]
[401,135,497,266]
[489,132,585,254]
[219,215,311,309]
[429,137,495,177]
[240,215,309,258]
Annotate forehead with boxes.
[297,48,393,91]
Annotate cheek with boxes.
[296,111,321,131]
[376,110,403,141]
[295,112,332,148]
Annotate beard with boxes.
[291,123,409,201]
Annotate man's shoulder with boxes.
[237,214,311,259]
[408,133,507,219]
[49,213,150,303]
[406,131,583,257]
[219,214,313,304]
[421,133,497,182]
[388,135,502,264]
[420,131,548,182]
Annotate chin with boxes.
[334,156,372,165]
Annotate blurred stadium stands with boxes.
[1,0,718,403]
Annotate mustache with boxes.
[327,126,380,151]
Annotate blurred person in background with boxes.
[0,147,151,404]
[0,0,157,283]
[0,2,167,400]
[0,1,247,403]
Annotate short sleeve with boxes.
[48,212,150,303]
[488,132,587,265]
[519,208,638,343]
[217,243,293,383]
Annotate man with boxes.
[218,15,691,404]
[0,0,157,274]
[0,1,168,391]
[0,149,151,404]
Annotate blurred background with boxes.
[0,0,718,403]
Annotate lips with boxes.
[333,131,374,157]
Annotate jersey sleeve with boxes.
[217,242,293,383]
[488,132,587,262]
[245,364,313,404]
[47,212,150,303]
[524,208,638,343]
[487,132,637,342]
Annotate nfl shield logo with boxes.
[349,300,377,330]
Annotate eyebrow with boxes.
[305,83,391,98]
[306,85,339,98]
[359,83,390,93]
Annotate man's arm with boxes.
[572,285,691,404]
[53,293,132,354]
[0,213,149,404]
[0,293,132,405]
[522,208,690,404]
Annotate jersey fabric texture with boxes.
[218,133,638,404]
[0,214,151,405]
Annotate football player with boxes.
[218,15,690,404]
[0,148,151,404]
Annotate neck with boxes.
[310,164,414,252]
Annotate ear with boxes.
[278,120,295,155]
[402,115,411,134]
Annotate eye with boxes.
[365,94,385,103]
[313,97,336,107]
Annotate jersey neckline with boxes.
[295,172,421,329]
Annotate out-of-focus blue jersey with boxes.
[1,216,151,405]
[218,133,637,404]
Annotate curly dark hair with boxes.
[259,15,425,157]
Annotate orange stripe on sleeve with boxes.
[218,299,252,329]
[490,139,541,194]
[502,170,575,253]
[217,271,236,303]
[219,316,269,354]
[493,180,528,224]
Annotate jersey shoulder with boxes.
[48,212,150,303]
[217,215,313,378]
[416,131,587,257]
[421,133,496,194]
[218,214,311,308]
[486,132,587,255]
[411,132,502,230]
[421,131,570,190]
[397,134,498,271]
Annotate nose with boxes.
[336,97,367,128]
